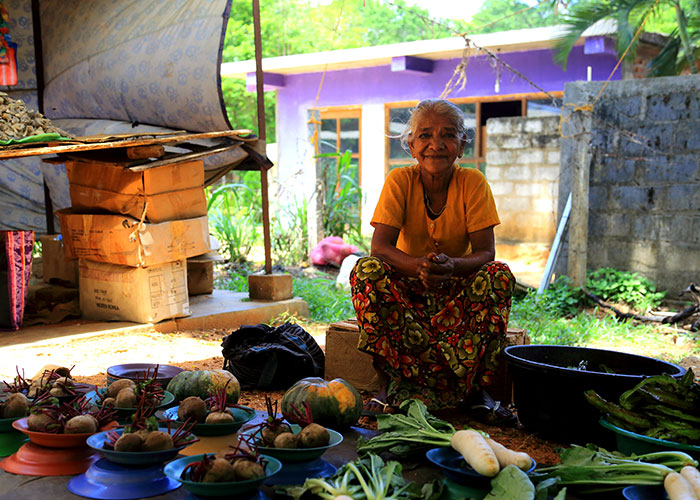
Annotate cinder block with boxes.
[523,119,544,133]
[248,273,293,301]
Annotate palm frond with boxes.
[553,0,661,69]
[647,31,680,76]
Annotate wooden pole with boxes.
[567,110,592,287]
[252,0,272,274]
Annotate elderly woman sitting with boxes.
[350,99,515,421]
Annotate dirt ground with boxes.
[0,321,569,466]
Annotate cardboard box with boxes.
[324,319,529,401]
[79,259,190,323]
[68,185,207,224]
[65,159,206,223]
[490,327,531,406]
[40,234,78,286]
[324,319,380,393]
[58,211,210,268]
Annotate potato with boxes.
[205,410,234,425]
[142,431,174,451]
[53,376,74,388]
[203,458,236,483]
[27,412,55,432]
[273,432,298,449]
[115,432,143,452]
[106,379,136,398]
[6,392,29,405]
[64,415,98,434]
[232,459,265,481]
[102,397,116,408]
[298,423,330,448]
[178,396,207,423]
[261,423,291,446]
[49,386,69,397]
[115,387,137,408]
[27,381,42,399]
[2,395,28,418]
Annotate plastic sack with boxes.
[310,236,359,267]
[221,323,325,390]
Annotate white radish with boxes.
[664,472,698,500]
[450,429,500,477]
[680,466,700,498]
[485,437,533,471]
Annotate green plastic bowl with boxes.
[600,418,700,461]
[163,453,282,497]
[162,405,256,436]
[240,425,343,463]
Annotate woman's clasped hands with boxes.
[418,252,454,291]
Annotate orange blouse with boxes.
[371,164,500,258]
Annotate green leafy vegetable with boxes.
[483,465,535,500]
[530,445,697,494]
[356,399,459,457]
[282,453,443,500]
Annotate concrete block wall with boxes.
[486,115,560,246]
[559,75,700,295]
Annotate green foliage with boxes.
[293,276,354,323]
[586,267,666,312]
[554,0,699,75]
[464,0,571,34]
[318,150,363,243]
[539,276,585,317]
[272,195,309,266]
[221,0,457,139]
[207,173,262,264]
[220,78,276,143]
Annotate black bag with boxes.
[221,323,325,390]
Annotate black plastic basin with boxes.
[503,344,685,445]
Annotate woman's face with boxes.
[407,111,466,176]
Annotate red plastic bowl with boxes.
[0,441,98,476]
[12,418,118,448]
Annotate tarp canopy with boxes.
[0,0,254,233]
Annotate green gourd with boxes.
[281,377,362,428]
[165,370,240,404]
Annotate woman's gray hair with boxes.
[397,99,469,151]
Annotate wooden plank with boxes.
[126,145,165,159]
[127,145,243,171]
[0,130,257,160]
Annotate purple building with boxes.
[223,23,655,255]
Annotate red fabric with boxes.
[0,42,17,86]
[1,230,34,330]
[310,236,359,266]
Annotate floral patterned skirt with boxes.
[350,256,515,410]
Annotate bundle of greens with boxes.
[585,369,700,444]
[281,453,443,500]
[530,444,697,494]
[356,399,456,457]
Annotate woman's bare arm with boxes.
[370,223,426,278]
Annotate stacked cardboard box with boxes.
[59,154,212,323]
